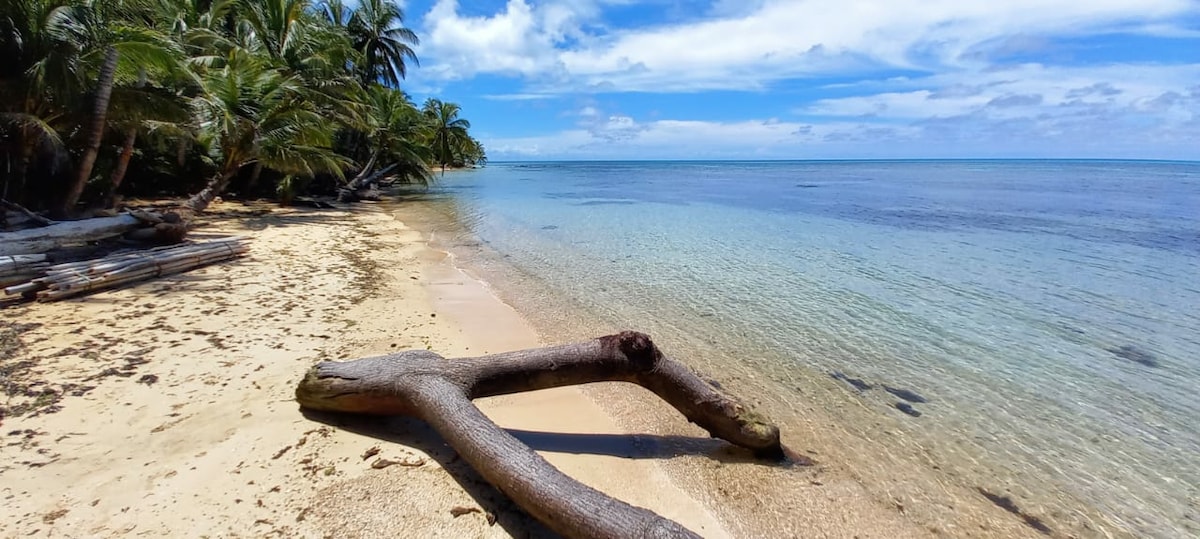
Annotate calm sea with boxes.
[412,160,1200,537]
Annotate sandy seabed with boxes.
[0,200,927,538]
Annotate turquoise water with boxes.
[420,160,1200,537]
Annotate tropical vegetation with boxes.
[0,0,485,217]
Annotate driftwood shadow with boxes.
[298,408,779,538]
[504,428,764,463]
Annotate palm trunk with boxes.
[13,131,36,205]
[104,127,138,208]
[345,151,379,191]
[176,137,188,166]
[245,162,265,194]
[185,169,238,213]
[59,45,119,217]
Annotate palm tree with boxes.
[153,0,237,54]
[344,85,430,190]
[459,136,486,167]
[56,0,183,216]
[184,49,348,212]
[422,98,470,176]
[100,75,192,206]
[0,0,83,205]
[2,0,480,212]
[336,0,418,86]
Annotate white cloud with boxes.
[422,0,562,79]
[483,75,1200,160]
[485,116,926,159]
[481,93,560,100]
[415,1,1199,159]
[418,0,1198,91]
[801,64,1200,124]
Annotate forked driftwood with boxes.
[296,331,784,539]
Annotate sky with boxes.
[387,0,1200,161]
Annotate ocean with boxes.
[408,160,1200,537]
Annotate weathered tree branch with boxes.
[0,214,141,255]
[1,199,58,228]
[296,331,783,539]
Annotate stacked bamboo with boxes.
[0,254,50,289]
[3,237,248,302]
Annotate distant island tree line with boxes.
[0,0,484,217]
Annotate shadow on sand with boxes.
[299,407,788,537]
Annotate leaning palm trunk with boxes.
[346,151,379,190]
[104,127,138,208]
[244,162,265,194]
[60,46,120,217]
[184,170,237,212]
[176,137,188,166]
[12,131,37,204]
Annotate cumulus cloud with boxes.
[987,94,1044,108]
[482,64,1200,160]
[483,104,1199,160]
[422,0,563,79]
[802,64,1199,119]
[417,0,1197,91]
[486,117,824,159]
[413,0,1199,159]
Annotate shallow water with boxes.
[411,160,1200,537]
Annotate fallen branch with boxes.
[1,199,57,227]
[0,214,142,255]
[296,331,783,539]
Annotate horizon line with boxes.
[484,157,1200,164]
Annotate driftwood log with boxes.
[0,214,142,255]
[296,331,783,539]
[0,211,186,255]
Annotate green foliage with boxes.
[363,85,431,185]
[423,97,476,174]
[0,0,482,213]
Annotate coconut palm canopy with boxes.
[0,0,483,216]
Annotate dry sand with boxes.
[0,202,729,538]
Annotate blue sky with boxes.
[387,0,1200,161]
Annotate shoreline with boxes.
[397,180,1141,538]
[0,200,728,537]
[397,195,941,538]
[1,193,1086,538]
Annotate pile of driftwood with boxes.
[3,237,248,302]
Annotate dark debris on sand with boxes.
[829,371,872,391]
[1107,344,1160,368]
[977,488,1052,535]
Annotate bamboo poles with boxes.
[2,238,248,302]
[1,254,49,277]
[0,254,51,289]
